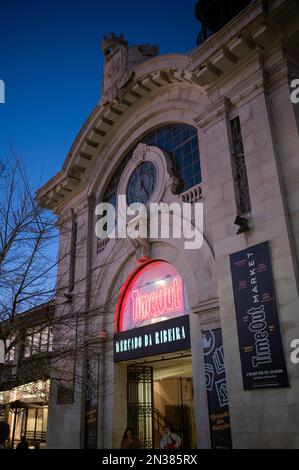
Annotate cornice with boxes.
[193,297,219,312]
[36,68,196,213]
[35,0,299,215]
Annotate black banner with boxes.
[114,315,190,362]
[203,329,232,449]
[230,241,289,390]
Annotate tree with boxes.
[0,151,118,400]
[0,156,57,321]
[0,152,58,390]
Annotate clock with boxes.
[117,144,179,209]
[126,161,157,205]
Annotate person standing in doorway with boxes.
[160,425,181,449]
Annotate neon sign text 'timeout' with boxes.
[131,277,183,322]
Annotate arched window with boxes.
[104,124,201,206]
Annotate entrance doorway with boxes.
[127,355,196,449]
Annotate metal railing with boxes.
[153,407,184,448]
[25,430,46,443]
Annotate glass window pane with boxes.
[48,328,53,352]
[24,330,34,357]
[32,329,41,355]
[36,409,43,432]
[40,327,49,352]
[5,336,16,362]
[27,409,36,432]
[42,408,48,432]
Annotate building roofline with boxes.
[35,0,298,214]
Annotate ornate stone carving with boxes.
[102,44,127,104]
[138,44,160,57]
[101,34,159,104]
[118,69,135,90]
[130,237,150,262]
[102,32,128,58]
[132,143,147,164]
[102,85,119,104]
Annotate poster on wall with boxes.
[203,328,232,449]
[230,241,289,390]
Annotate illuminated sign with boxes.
[114,260,190,361]
[116,260,187,333]
[132,277,183,322]
[114,315,190,362]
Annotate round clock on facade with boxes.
[126,161,157,205]
[117,144,179,209]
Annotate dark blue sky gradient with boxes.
[0,0,199,190]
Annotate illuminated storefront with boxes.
[112,260,196,448]
[0,380,49,448]
[114,260,190,359]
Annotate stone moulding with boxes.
[36,68,196,212]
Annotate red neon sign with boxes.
[116,260,187,333]
[132,277,182,321]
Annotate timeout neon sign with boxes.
[116,260,187,333]
[132,277,182,322]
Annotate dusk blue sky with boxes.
[0,0,199,191]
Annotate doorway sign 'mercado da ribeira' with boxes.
[230,241,289,390]
[114,260,191,362]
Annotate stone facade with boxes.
[37,0,299,449]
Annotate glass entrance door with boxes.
[152,356,196,449]
[127,366,154,449]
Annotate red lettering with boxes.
[157,286,165,313]
[150,292,156,315]
[173,278,181,309]
[131,277,183,321]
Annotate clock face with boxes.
[126,162,157,205]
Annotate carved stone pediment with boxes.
[101,34,159,104]
[102,45,127,104]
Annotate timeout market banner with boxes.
[230,241,289,390]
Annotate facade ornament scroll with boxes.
[132,143,147,164]
[101,33,159,105]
